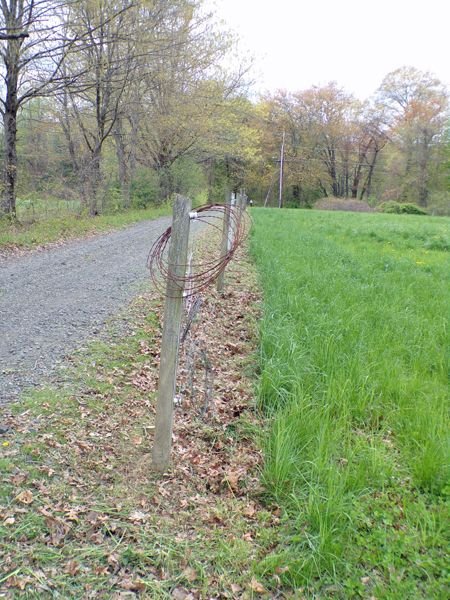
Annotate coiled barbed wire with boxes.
[147,203,251,297]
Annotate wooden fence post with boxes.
[152,196,192,472]
[240,190,247,211]
[236,192,240,211]
[216,190,231,294]
[239,190,246,215]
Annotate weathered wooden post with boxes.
[216,190,231,294]
[239,190,246,215]
[240,191,248,212]
[152,196,191,472]
[236,192,240,211]
[229,192,237,251]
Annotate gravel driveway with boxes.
[0,217,174,405]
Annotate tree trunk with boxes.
[59,88,80,176]
[360,148,379,200]
[352,160,365,198]
[113,117,131,209]
[342,150,349,197]
[158,164,174,203]
[352,143,366,199]
[327,148,339,196]
[81,148,102,215]
[1,36,21,219]
[418,165,429,206]
[319,181,328,197]
[2,105,18,218]
[401,145,414,202]
[351,167,361,198]
[417,136,430,207]
[331,175,338,196]
[207,158,215,202]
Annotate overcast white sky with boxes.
[208,0,449,99]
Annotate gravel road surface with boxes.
[0,217,173,405]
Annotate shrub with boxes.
[400,203,429,215]
[378,201,402,214]
[378,201,428,215]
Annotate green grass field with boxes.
[250,208,449,598]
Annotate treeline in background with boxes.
[0,1,449,222]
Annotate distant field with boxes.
[251,209,449,597]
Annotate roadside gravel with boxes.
[0,216,174,405]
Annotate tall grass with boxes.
[251,209,449,596]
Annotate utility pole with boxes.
[278,131,285,209]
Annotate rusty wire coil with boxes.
[147,203,251,296]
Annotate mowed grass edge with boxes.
[250,208,449,598]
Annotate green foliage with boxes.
[129,160,206,208]
[282,186,321,208]
[170,157,207,201]
[378,201,428,215]
[16,99,73,196]
[206,160,229,202]
[251,208,449,596]
[130,168,160,208]
[400,202,429,214]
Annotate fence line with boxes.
[149,193,250,471]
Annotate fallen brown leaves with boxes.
[15,489,34,505]
[149,258,264,518]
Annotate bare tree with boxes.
[351,108,387,200]
[0,0,79,218]
[57,0,136,215]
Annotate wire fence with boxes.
[147,201,251,297]
[148,192,251,470]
